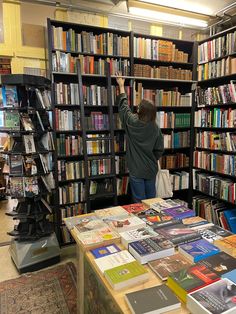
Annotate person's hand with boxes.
[115,72,125,87]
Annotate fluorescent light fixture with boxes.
[138,0,213,16]
[129,7,208,27]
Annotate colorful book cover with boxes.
[4,111,20,130]
[223,209,236,233]
[91,244,121,259]
[148,252,192,281]
[137,208,160,217]
[120,226,158,248]
[10,177,24,198]
[162,206,195,219]
[214,235,236,257]
[9,155,23,175]
[178,239,220,262]
[182,216,213,229]
[151,199,182,212]
[167,264,220,303]
[122,203,147,214]
[198,252,236,276]
[2,85,18,107]
[187,279,236,314]
[198,225,233,243]
[20,113,35,131]
[23,176,39,197]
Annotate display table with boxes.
[70,228,190,314]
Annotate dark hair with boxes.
[138,99,156,123]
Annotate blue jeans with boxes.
[129,175,156,203]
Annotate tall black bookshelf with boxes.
[47,18,198,244]
[193,25,236,230]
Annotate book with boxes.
[23,135,36,154]
[222,270,236,284]
[148,252,192,281]
[122,203,148,214]
[198,252,236,276]
[105,215,146,233]
[141,197,164,207]
[182,216,214,229]
[167,264,220,303]
[94,250,135,273]
[4,111,20,130]
[128,235,175,264]
[150,199,182,212]
[187,279,236,314]
[64,214,103,230]
[94,206,128,218]
[162,206,195,220]
[214,235,236,257]
[91,244,121,259]
[156,223,201,246]
[20,113,35,131]
[9,155,23,175]
[178,239,220,262]
[120,226,158,249]
[198,225,233,243]
[2,85,18,107]
[139,211,178,229]
[23,176,39,197]
[10,177,24,197]
[104,260,149,291]
[223,209,236,233]
[125,284,181,314]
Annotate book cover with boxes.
[10,177,24,198]
[223,209,236,233]
[198,225,233,243]
[141,197,164,207]
[214,235,236,257]
[64,214,100,230]
[222,270,236,284]
[187,279,236,314]
[105,215,146,233]
[151,199,182,212]
[4,111,20,130]
[120,226,157,249]
[198,252,236,276]
[104,260,149,290]
[20,113,35,131]
[0,111,4,127]
[23,135,36,154]
[178,239,220,262]
[94,206,128,218]
[75,216,106,233]
[122,203,147,214]
[2,85,18,107]
[167,264,220,303]
[9,155,23,175]
[162,206,195,219]
[148,253,193,281]
[182,216,213,229]
[91,244,121,259]
[94,250,135,273]
[125,284,181,314]
[23,176,39,197]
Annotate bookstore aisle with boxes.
[0,198,16,245]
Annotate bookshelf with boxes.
[193,25,236,227]
[47,19,198,244]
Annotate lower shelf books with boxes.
[148,252,192,281]
[167,264,220,303]
[170,171,189,191]
[117,176,129,195]
[125,284,181,314]
[187,279,236,314]
[104,260,149,291]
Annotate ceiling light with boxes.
[129,7,208,28]
[138,0,213,16]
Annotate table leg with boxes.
[77,245,84,314]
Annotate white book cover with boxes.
[105,215,146,233]
[120,226,158,249]
[94,250,135,274]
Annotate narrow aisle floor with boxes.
[0,199,17,245]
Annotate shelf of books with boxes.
[0,74,57,242]
[193,26,236,230]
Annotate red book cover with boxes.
[122,203,147,214]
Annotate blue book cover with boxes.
[223,209,236,233]
[179,239,220,262]
[2,85,18,108]
[91,244,121,259]
[222,269,236,284]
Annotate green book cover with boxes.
[104,261,148,285]
[5,111,20,129]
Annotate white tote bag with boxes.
[156,161,173,198]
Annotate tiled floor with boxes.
[0,199,17,245]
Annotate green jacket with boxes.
[116,93,164,179]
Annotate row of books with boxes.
[198,56,236,80]
[60,203,86,219]
[84,112,109,131]
[78,55,130,75]
[194,151,236,177]
[134,63,192,80]
[115,156,128,175]
[159,153,189,169]
[198,31,236,63]
[83,85,108,106]
[134,85,192,107]
[56,134,83,156]
[133,37,189,62]
[57,160,85,181]
[195,131,236,151]
[88,158,111,176]
[117,176,129,196]
[196,82,236,106]
[193,195,236,232]
[59,182,85,205]
[163,131,190,149]
[156,112,191,128]
[54,82,79,105]
[0,58,11,75]
[52,26,130,56]
[54,109,81,131]
[170,171,189,191]
[89,178,113,196]
[193,169,236,204]
[87,138,110,155]
[194,107,236,128]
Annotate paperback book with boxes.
[120,226,158,249]
[23,135,36,154]
[198,225,233,243]
[178,239,220,262]
[2,85,18,107]
[91,244,121,259]
[148,252,192,281]
[10,177,24,198]
[64,214,103,231]
[4,111,20,130]
[104,215,146,233]
[122,203,148,214]
[182,216,214,229]
[125,284,181,314]
[94,206,128,218]
[9,155,23,175]
[23,176,39,197]
[162,206,195,220]
[214,235,236,257]
[150,199,182,212]
[128,235,175,264]
[20,113,35,131]
[187,279,236,314]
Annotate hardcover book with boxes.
[104,260,149,291]
[214,235,236,257]
[187,279,236,314]
[198,252,236,276]
[178,239,220,262]
[91,244,121,259]
[167,264,220,303]
[120,226,158,249]
[148,252,193,281]
[198,225,233,243]
[128,235,175,264]
[125,284,181,314]
[105,215,146,233]
[94,250,135,273]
